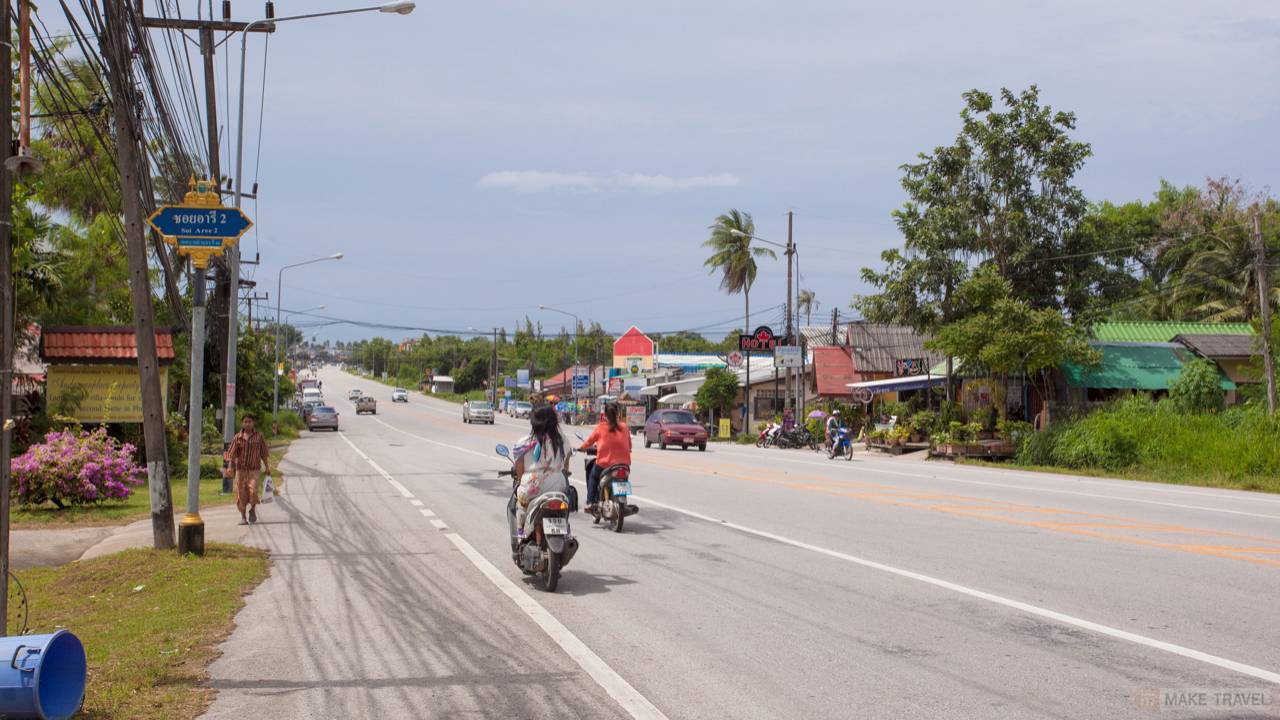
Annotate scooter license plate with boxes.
[542,517,568,535]
[611,481,632,496]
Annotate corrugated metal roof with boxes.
[1091,322,1254,343]
[1062,342,1235,391]
[845,322,942,374]
[1173,334,1262,359]
[40,326,176,363]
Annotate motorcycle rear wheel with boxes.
[844,442,854,460]
[543,551,561,592]
[610,501,624,533]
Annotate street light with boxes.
[538,304,586,399]
[285,305,325,359]
[223,1,415,461]
[274,254,343,416]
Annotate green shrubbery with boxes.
[1016,395,1280,489]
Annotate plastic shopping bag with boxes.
[261,474,275,504]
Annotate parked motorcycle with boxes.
[581,445,638,532]
[495,444,580,592]
[827,426,854,461]
[756,422,782,448]
[776,425,817,450]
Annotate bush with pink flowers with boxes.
[10,428,146,507]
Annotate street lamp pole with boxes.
[222,1,415,465]
[273,255,343,418]
[539,304,582,397]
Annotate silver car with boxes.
[307,405,340,431]
[463,400,494,424]
[510,401,532,419]
[391,388,409,403]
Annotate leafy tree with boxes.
[1169,359,1226,414]
[695,367,739,426]
[856,86,1098,324]
[652,331,719,354]
[703,209,776,343]
[927,267,1099,424]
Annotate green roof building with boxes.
[1091,321,1254,343]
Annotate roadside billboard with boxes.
[47,365,169,423]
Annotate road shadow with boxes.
[521,571,638,597]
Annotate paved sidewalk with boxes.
[10,504,261,569]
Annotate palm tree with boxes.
[1172,227,1280,321]
[703,209,775,429]
[797,289,818,326]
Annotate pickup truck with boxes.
[355,396,377,415]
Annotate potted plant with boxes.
[964,421,986,455]
[911,410,938,442]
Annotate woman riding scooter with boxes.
[577,403,631,513]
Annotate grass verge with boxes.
[958,457,1280,494]
[7,543,270,719]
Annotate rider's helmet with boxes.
[832,410,841,416]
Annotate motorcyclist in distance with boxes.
[577,403,632,513]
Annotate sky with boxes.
[82,1,1280,342]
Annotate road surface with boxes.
[204,368,1280,719]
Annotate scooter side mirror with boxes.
[574,432,584,441]
[495,444,510,458]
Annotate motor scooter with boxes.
[495,444,579,592]
[579,438,639,533]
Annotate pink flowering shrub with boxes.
[11,428,146,507]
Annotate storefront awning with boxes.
[847,375,946,394]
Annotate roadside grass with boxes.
[959,457,1280,494]
[12,474,231,528]
[7,543,270,719]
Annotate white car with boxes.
[391,388,409,403]
[463,400,494,424]
[347,389,362,401]
[509,401,532,418]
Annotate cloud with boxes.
[476,171,600,193]
[477,171,741,194]
[615,173,741,192]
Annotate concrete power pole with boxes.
[1255,211,1276,416]
[104,0,176,550]
[0,0,12,634]
[785,210,794,415]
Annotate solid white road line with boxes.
[338,432,416,498]
[337,423,669,720]
[630,491,1280,686]
[347,394,1280,686]
[442,530,669,720]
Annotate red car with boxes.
[643,410,708,451]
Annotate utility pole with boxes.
[0,0,13,635]
[785,210,795,417]
[491,327,499,407]
[104,0,175,550]
[140,7,273,490]
[245,292,268,329]
[1255,211,1276,416]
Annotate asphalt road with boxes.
[205,368,1280,719]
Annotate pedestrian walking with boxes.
[226,414,272,525]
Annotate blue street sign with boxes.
[572,374,589,389]
[148,205,253,241]
[504,377,517,388]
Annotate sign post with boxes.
[147,178,252,556]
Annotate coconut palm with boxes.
[703,209,776,338]
[797,289,819,326]
[1173,227,1280,321]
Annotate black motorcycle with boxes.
[495,444,579,592]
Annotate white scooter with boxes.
[495,444,579,592]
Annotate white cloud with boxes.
[477,171,741,194]
[615,173,741,192]
[476,171,600,193]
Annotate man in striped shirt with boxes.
[226,415,272,524]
